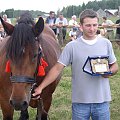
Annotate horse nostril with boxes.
[9,99,13,106]
[22,101,28,109]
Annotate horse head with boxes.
[0,13,44,111]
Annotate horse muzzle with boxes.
[10,99,28,111]
[9,76,35,110]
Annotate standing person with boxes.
[1,14,12,37]
[55,13,68,44]
[69,15,80,41]
[69,15,80,31]
[45,11,57,35]
[115,18,120,39]
[3,14,11,24]
[33,9,118,120]
[102,16,114,39]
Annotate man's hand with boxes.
[31,85,42,99]
[102,71,113,78]
[102,74,111,78]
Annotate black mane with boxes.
[6,12,36,64]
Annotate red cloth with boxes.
[37,58,48,76]
[5,60,11,73]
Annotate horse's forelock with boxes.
[6,20,36,65]
[17,12,35,26]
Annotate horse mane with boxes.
[5,12,36,64]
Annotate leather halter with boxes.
[10,76,35,83]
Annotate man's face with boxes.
[59,14,63,20]
[50,13,55,18]
[80,17,98,39]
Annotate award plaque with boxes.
[83,56,112,76]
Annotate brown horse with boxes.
[0,12,61,120]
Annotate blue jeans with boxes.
[72,102,110,120]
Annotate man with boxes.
[3,14,11,24]
[45,11,57,35]
[102,16,114,39]
[55,13,68,43]
[69,15,80,40]
[33,9,118,120]
[0,14,12,37]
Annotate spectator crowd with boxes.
[44,11,120,46]
[1,11,120,45]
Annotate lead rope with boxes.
[37,98,50,120]
[31,84,50,120]
[32,42,50,120]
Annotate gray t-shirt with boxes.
[58,36,116,103]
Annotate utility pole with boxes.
[118,6,120,17]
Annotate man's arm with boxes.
[32,62,65,97]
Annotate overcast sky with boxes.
[0,0,97,13]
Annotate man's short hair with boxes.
[59,13,63,15]
[80,9,98,24]
[49,11,55,15]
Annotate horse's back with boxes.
[39,25,61,68]
[43,25,57,41]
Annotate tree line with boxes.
[60,0,120,18]
[0,0,120,18]
[0,9,46,18]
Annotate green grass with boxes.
[0,43,120,120]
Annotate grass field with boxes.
[0,43,120,120]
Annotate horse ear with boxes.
[33,17,44,37]
[0,16,14,35]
